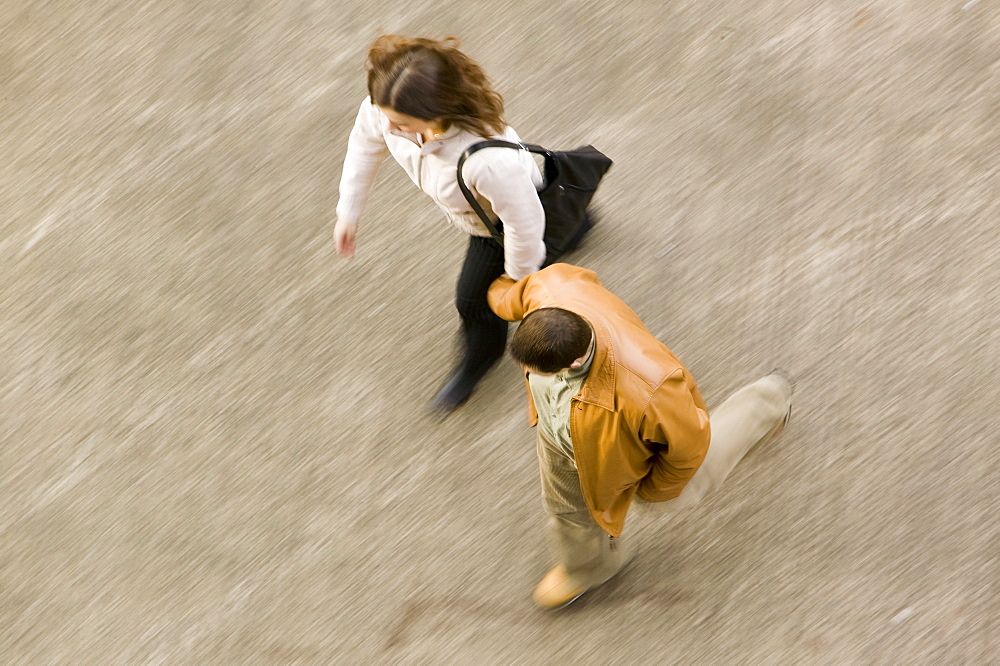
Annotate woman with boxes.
[334,35,546,413]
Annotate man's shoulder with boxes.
[604,324,684,394]
[615,349,682,394]
[531,263,601,288]
[510,264,602,311]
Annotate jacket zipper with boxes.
[417,153,424,191]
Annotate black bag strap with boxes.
[456,140,551,245]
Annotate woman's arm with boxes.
[466,152,546,280]
[334,99,389,254]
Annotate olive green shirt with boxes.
[527,344,596,459]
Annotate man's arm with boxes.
[636,368,711,502]
[487,274,530,322]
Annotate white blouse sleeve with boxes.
[335,98,389,225]
[466,152,546,280]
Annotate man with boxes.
[488,264,792,609]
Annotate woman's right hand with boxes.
[334,217,358,259]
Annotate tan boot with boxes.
[765,403,792,441]
[763,372,793,441]
[532,565,589,610]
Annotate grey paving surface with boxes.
[1,1,997,663]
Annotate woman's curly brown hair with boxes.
[366,35,505,138]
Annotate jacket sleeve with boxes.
[335,98,389,225]
[465,153,546,280]
[636,368,711,502]
[487,274,530,322]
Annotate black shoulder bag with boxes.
[456,140,612,261]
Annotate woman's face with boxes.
[380,106,442,136]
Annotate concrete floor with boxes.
[1,1,997,663]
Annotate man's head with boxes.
[509,308,593,374]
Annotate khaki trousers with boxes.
[537,373,793,588]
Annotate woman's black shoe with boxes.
[428,359,498,416]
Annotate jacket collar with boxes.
[521,308,617,417]
[576,317,616,411]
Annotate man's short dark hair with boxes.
[509,308,593,373]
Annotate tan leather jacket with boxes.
[488,264,711,537]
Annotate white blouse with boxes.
[336,98,546,279]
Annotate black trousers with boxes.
[454,235,508,375]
